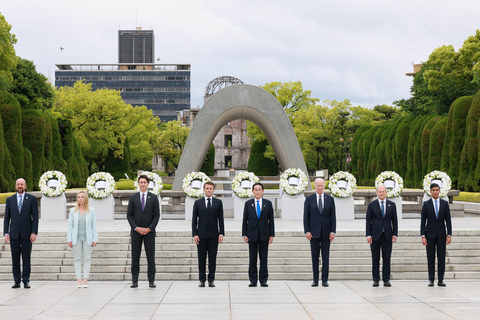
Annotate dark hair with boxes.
[252,182,264,190]
[430,183,440,190]
[138,174,150,183]
[203,181,215,188]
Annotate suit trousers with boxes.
[10,235,32,284]
[131,231,156,283]
[426,237,446,282]
[248,233,269,284]
[72,240,93,279]
[370,232,392,282]
[197,237,219,282]
[310,237,331,283]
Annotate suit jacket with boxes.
[366,199,398,241]
[67,207,98,245]
[3,193,39,239]
[192,197,225,239]
[421,198,452,239]
[127,191,160,235]
[242,198,275,243]
[303,192,336,239]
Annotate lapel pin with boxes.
[251,203,254,207]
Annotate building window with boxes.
[225,156,232,168]
[225,135,232,147]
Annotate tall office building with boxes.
[55,28,190,122]
[118,29,155,64]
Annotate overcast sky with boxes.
[2,0,480,109]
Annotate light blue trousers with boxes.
[72,240,93,279]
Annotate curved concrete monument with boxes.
[172,84,310,190]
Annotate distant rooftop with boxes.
[55,63,190,71]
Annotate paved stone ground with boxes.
[0,280,479,319]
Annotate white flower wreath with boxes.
[134,171,163,195]
[423,170,452,198]
[329,171,357,198]
[280,168,309,195]
[182,171,211,198]
[86,172,116,199]
[375,171,404,198]
[38,170,68,197]
[232,172,260,198]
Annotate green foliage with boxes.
[74,137,88,187]
[105,137,132,181]
[459,90,480,191]
[0,14,17,90]
[373,104,399,120]
[0,91,23,177]
[10,58,54,109]
[58,118,74,186]
[247,140,276,176]
[21,109,46,189]
[394,118,411,177]
[155,120,190,172]
[421,117,441,179]
[368,126,385,179]
[384,119,401,172]
[428,117,447,172]
[453,191,480,203]
[200,143,215,176]
[374,124,389,177]
[352,124,372,184]
[46,113,66,172]
[3,144,15,192]
[22,146,33,189]
[406,117,426,187]
[361,126,379,185]
[42,113,53,172]
[413,116,435,187]
[115,179,135,190]
[0,114,6,191]
[0,192,15,204]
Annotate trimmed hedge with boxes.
[405,117,423,187]
[351,124,372,185]
[200,143,215,176]
[247,140,276,176]
[0,91,23,177]
[369,126,385,179]
[0,114,6,191]
[21,109,46,189]
[384,119,401,173]
[23,147,33,189]
[105,137,131,181]
[58,119,74,186]
[421,117,441,179]
[460,90,480,191]
[428,117,447,172]
[394,118,411,178]
[361,126,379,185]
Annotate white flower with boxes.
[280,168,309,195]
[86,172,116,199]
[232,172,260,198]
[134,171,163,195]
[375,171,404,198]
[38,171,68,197]
[423,170,452,198]
[329,171,356,198]
[182,172,211,198]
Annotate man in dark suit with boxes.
[366,184,398,287]
[421,183,452,287]
[192,181,225,288]
[127,174,160,288]
[303,178,336,287]
[3,178,39,289]
[242,182,275,287]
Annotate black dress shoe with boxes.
[260,283,268,287]
[373,281,379,287]
[208,281,215,287]
[149,282,156,288]
[311,281,319,287]
[322,282,329,287]
[12,283,20,289]
[248,283,257,287]
[384,281,391,287]
[24,282,31,289]
[130,282,138,288]
[438,281,446,287]
[428,280,434,287]
[199,281,205,287]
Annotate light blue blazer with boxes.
[67,207,98,245]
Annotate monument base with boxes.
[234,196,249,221]
[90,195,114,220]
[333,196,354,220]
[281,193,305,220]
[185,196,195,221]
[40,194,67,220]
[389,196,403,220]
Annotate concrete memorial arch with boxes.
[172,84,310,190]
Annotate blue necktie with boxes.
[256,200,261,218]
[18,195,23,213]
[381,201,385,218]
[435,200,439,219]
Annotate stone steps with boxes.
[1,230,479,281]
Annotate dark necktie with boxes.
[318,196,323,215]
[256,200,261,218]
[381,201,385,217]
[207,198,212,213]
[435,200,439,219]
[18,195,23,213]
[141,193,145,211]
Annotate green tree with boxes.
[105,137,131,181]
[0,91,23,177]
[406,117,427,187]
[369,126,386,179]
[22,109,46,188]
[361,126,379,185]
[352,124,372,184]
[0,13,17,90]
[373,104,399,120]
[23,146,33,189]
[200,143,215,176]
[155,121,190,172]
[247,140,276,176]
[0,114,6,191]
[460,90,480,191]
[428,117,448,172]
[394,118,411,177]
[421,117,442,179]
[261,81,319,117]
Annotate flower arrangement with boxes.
[423,170,452,198]
[375,171,404,198]
[38,170,68,197]
[329,171,356,198]
[134,171,163,195]
[280,168,309,195]
[182,171,211,198]
[232,172,260,198]
[86,172,116,199]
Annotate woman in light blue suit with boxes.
[67,191,98,288]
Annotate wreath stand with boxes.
[333,196,354,220]
[40,194,67,220]
[90,194,115,220]
[281,193,305,220]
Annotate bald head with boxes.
[15,178,26,194]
